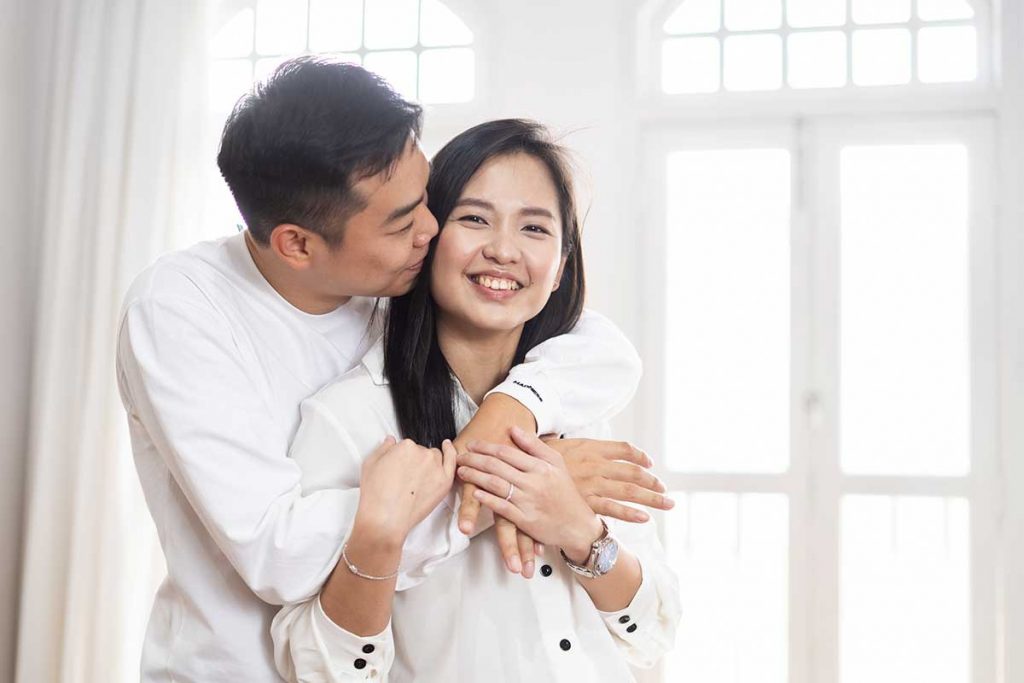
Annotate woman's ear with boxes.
[551,256,568,291]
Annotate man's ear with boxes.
[552,256,568,291]
[269,223,315,269]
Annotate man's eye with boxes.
[396,222,414,234]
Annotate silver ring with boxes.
[504,481,515,502]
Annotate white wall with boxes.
[0,0,34,677]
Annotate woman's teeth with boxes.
[471,275,522,291]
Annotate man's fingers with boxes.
[605,461,666,493]
[600,440,652,468]
[588,496,651,523]
[518,530,536,579]
[603,481,675,511]
[495,517,523,574]
[458,481,481,535]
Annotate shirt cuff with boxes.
[598,561,659,641]
[314,596,393,678]
[486,372,563,437]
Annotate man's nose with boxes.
[413,207,439,248]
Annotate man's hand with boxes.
[544,437,674,522]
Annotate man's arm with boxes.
[118,294,358,604]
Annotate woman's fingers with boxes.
[440,439,458,481]
[457,481,481,535]
[495,518,522,574]
[509,426,561,465]
[465,439,538,472]
[587,496,651,523]
[474,488,525,529]
[457,465,515,501]
[458,450,527,486]
[518,529,536,579]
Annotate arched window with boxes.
[211,0,475,123]
[658,0,985,94]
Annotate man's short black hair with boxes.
[217,56,423,246]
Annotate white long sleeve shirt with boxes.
[271,340,681,682]
[115,232,643,682]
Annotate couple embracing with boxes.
[117,57,681,682]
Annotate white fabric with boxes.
[115,232,643,682]
[272,340,680,682]
[15,1,210,682]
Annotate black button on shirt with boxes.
[559,639,572,651]
[362,644,375,654]
[618,615,630,624]
[540,564,553,577]
[626,623,638,633]
[354,658,367,669]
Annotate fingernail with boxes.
[635,511,650,522]
[664,497,676,509]
[466,440,478,450]
[457,466,467,476]
[474,490,485,500]
[523,560,535,578]
[508,555,522,573]
[459,520,473,534]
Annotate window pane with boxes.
[786,0,845,28]
[308,0,363,52]
[255,56,291,83]
[255,0,308,55]
[210,59,253,118]
[841,496,969,683]
[213,8,254,59]
[840,144,970,476]
[664,0,721,34]
[662,37,721,94]
[917,0,974,21]
[788,31,847,89]
[363,50,418,101]
[665,149,790,473]
[918,26,978,84]
[724,0,782,31]
[664,493,789,683]
[419,48,474,103]
[852,0,911,25]
[364,0,419,49]
[724,33,783,91]
[420,0,473,46]
[851,29,911,86]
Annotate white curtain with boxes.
[16,0,211,681]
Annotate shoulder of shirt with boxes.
[120,235,240,316]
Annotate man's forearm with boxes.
[319,514,403,636]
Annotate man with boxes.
[116,58,669,681]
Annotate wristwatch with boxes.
[560,518,619,578]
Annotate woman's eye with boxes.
[523,224,551,235]
[458,214,487,225]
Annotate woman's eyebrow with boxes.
[455,197,554,219]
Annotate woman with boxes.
[272,119,680,682]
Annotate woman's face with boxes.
[430,152,566,336]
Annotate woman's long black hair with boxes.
[384,119,586,447]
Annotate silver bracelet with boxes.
[341,543,399,581]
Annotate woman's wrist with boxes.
[559,514,605,565]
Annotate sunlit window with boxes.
[211,0,475,123]
[661,0,980,94]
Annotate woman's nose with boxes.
[482,229,519,263]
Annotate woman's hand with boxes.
[457,427,609,560]
[355,436,458,543]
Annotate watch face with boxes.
[595,539,619,575]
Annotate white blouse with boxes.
[271,341,681,682]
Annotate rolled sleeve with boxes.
[272,597,395,682]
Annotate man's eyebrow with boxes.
[386,193,425,223]
[454,198,554,219]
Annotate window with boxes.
[640,113,998,682]
[211,0,475,123]
[659,0,984,94]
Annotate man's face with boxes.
[310,139,438,299]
